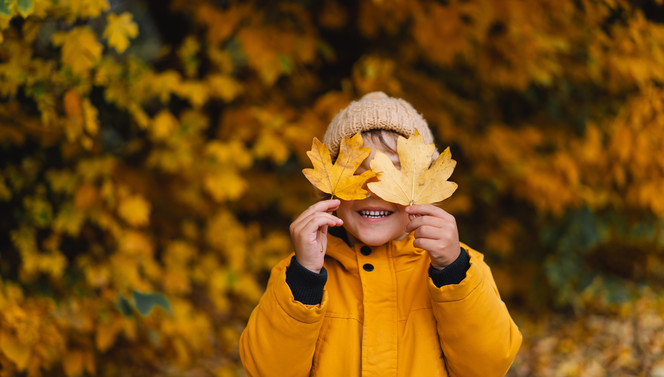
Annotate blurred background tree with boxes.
[1,0,664,376]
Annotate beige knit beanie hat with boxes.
[322,91,436,158]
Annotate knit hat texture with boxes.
[322,91,435,158]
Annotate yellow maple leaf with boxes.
[118,195,151,226]
[53,204,85,236]
[103,12,138,53]
[151,110,178,140]
[61,0,109,20]
[176,81,209,108]
[302,133,375,200]
[368,131,458,205]
[253,131,290,164]
[83,99,99,135]
[207,74,243,102]
[204,170,247,202]
[206,140,252,169]
[63,350,83,377]
[52,27,103,75]
[0,332,31,371]
[95,317,122,352]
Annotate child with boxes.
[239,92,522,377]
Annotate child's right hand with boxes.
[289,199,343,273]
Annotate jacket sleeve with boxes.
[239,255,328,377]
[428,245,522,377]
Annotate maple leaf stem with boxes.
[317,229,324,253]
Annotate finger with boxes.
[308,199,341,215]
[413,236,459,252]
[292,215,342,255]
[406,204,449,218]
[413,237,441,252]
[415,227,459,249]
[291,202,341,231]
[294,199,340,225]
[405,214,446,232]
[298,213,343,237]
[413,224,445,240]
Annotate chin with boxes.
[354,231,401,247]
[360,238,390,247]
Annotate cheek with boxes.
[395,211,410,227]
[336,202,354,221]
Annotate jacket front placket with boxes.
[355,242,399,377]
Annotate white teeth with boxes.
[359,210,391,218]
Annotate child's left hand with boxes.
[405,204,460,270]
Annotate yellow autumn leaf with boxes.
[253,131,290,164]
[207,74,243,102]
[63,89,83,120]
[118,194,151,226]
[151,110,178,140]
[128,103,150,129]
[53,204,86,236]
[302,133,375,200]
[164,240,195,265]
[83,99,99,135]
[61,0,109,20]
[104,12,138,53]
[204,170,247,202]
[0,179,11,201]
[51,27,103,75]
[176,81,209,108]
[178,35,200,78]
[83,349,96,375]
[206,140,252,168]
[119,230,153,256]
[95,318,122,352]
[0,332,31,371]
[63,350,83,377]
[368,131,458,205]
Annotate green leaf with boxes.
[132,290,172,316]
[115,295,133,317]
[0,0,13,17]
[16,0,31,17]
[316,40,335,61]
[278,54,293,74]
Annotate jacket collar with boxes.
[326,227,425,273]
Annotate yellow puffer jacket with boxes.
[240,233,522,377]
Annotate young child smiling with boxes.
[240,92,522,377]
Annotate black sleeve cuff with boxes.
[285,256,327,305]
[429,247,470,288]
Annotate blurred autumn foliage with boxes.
[2,0,664,375]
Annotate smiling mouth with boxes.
[358,210,393,218]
